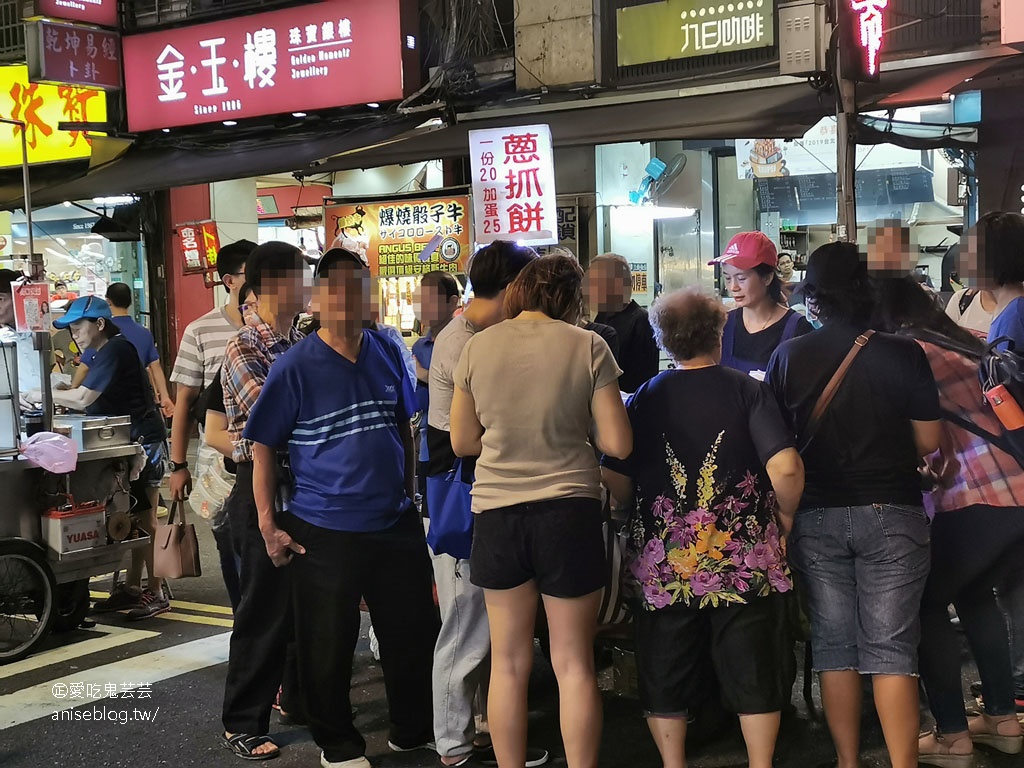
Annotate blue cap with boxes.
[53,295,113,329]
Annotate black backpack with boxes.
[903,329,1024,470]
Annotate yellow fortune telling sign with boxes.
[0,65,107,169]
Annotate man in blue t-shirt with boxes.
[75,282,174,417]
[244,248,439,768]
[412,270,460,513]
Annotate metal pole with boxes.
[0,117,51,430]
[835,57,858,243]
[19,128,35,266]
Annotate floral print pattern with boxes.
[628,431,791,610]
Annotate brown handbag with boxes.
[153,500,202,579]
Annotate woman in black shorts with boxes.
[450,254,632,768]
[602,287,804,768]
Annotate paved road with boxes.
[1,522,1019,768]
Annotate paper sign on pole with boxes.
[13,282,51,333]
[469,124,557,247]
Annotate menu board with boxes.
[755,168,935,225]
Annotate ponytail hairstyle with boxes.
[753,263,787,305]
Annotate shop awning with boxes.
[4,50,1019,210]
[312,75,835,173]
[310,53,1024,175]
[0,116,420,211]
[873,54,1021,109]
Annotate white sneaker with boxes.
[320,753,371,768]
[387,739,436,752]
[368,625,380,661]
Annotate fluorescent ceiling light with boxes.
[93,196,137,205]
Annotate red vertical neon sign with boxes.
[850,0,887,79]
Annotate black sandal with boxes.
[221,733,281,761]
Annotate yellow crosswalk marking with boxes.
[0,625,158,680]
[155,613,233,628]
[168,599,233,616]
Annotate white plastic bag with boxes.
[189,455,235,520]
[20,432,79,473]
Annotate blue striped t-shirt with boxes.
[244,328,417,532]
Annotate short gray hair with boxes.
[649,287,727,362]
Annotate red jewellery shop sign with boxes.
[26,20,122,90]
[24,0,119,29]
[122,0,417,132]
[1004,1,1024,45]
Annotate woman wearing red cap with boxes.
[710,232,812,381]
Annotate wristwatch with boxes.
[170,461,189,473]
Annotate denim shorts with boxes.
[137,439,169,489]
[788,504,930,676]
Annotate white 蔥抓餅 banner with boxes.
[469,124,558,247]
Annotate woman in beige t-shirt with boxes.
[450,254,632,768]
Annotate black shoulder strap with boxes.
[958,288,979,316]
[899,327,983,362]
[779,310,802,343]
[939,408,1024,471]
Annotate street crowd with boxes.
[53,212,1024,768]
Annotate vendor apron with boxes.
[721,310,802,380]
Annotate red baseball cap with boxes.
[708,231,779,270]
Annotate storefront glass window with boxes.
[3,201,152,325]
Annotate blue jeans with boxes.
[789,504,930,675]
[919,505,1024,731]
[1000,563,1024,699]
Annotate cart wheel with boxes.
[52,579,90,633]
[0,540,56,664]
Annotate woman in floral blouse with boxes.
[603,287,804,768]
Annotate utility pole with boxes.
[834,1,858,243]
[835,56,858,243]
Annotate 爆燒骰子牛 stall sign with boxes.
[324,194,472,277]
[617,0,775,66]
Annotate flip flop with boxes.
[221,733,281,761]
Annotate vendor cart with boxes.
[0,116,154,664]
[0,442,149,663]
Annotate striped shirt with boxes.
[243,330,417,532]
[170,307,239,389]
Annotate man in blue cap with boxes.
[52,296,170,620]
